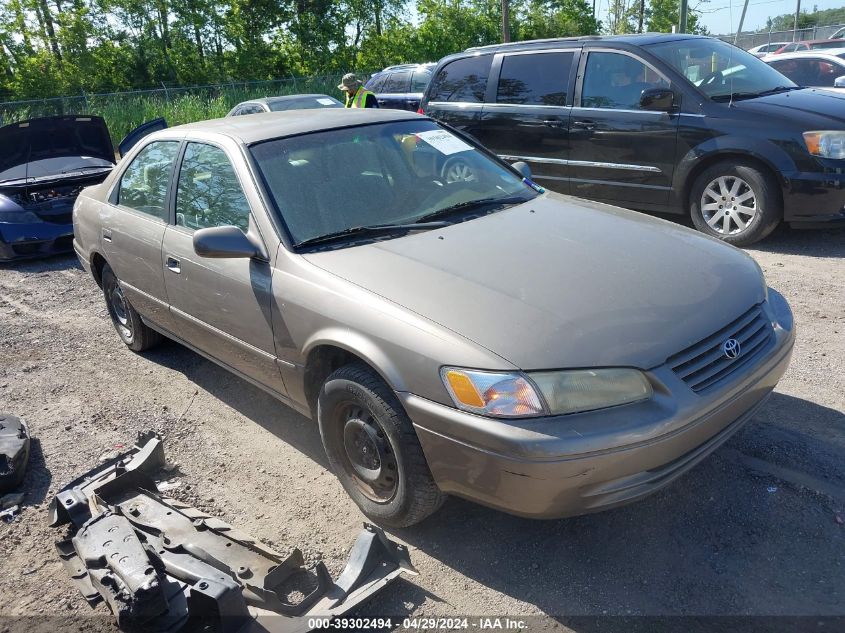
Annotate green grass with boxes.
[0,74,348,145]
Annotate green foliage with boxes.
[766,7,845,31]
[646,0,707,34]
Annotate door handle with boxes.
[102,228,112,242]
[572,119,597,131]
[543,119,565,128]
[165,256,181,274]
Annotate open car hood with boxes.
[0,116,116,181]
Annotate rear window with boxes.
[428,55,493,103]
[496,51,574,106]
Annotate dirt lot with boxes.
[0,223,843,631]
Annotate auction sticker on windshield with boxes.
[415,130,473,155]
[317,98,336,105]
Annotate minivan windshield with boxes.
[250,120,538,247]
[648,38,797,100]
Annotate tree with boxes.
[647,0,708,34]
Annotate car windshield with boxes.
[269,96,342,111]
[250,119,538,246]
[648,38,797,100]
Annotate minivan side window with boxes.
[382,71,411,93]
[581,51,669,110]
[117,141,180,220]
[175,143,250,232]
[497,51,574,106]
[428,55,493,103]
[411,69,433,92]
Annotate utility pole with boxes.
[734,0,750,44]
[502,0,510,43]
[679,0,688,33]
[638,0,645,32]
[792,0,801,41]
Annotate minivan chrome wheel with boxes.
[317,362,445,527]
[689,160,781,247]
[442,157,477,183]
[700,175,758,235]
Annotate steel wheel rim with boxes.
[109,284,132,340]
[445,160,476,183]
[700,175,758,235]
[339,404,397,503]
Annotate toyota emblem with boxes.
[722,338,741,359]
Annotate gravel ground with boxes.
[0,223,843,632]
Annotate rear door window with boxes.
[382,71,411,93]
[411,69,433,92]
[580,51,669,110]
[429,55,493,102]
[496,51,574,106]
[117,141,180,220]
[175,143,250,232]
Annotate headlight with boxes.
[803,131,845,158]
[441,367,652,418]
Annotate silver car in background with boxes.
[73,109,794,527]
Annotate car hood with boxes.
[303,194,766,371]
[729,88,845,126]
[0,116,115,182]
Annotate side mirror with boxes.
[834,75,845,88]
[640,88,675,112]
[193,225,262,259]
[511,161,532,180]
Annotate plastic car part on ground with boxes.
[50,432,417,632]
[0,413,30,493]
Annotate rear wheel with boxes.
[317,362,445,527]
[101,264,162,352]
[689,160,781,247]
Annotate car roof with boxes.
[237,94,335,107]
[464,32,710,53]
[765,50,845,60]
[165,108,422,144]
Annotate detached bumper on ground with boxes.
[0,220,74,261]
[405,292,795,519]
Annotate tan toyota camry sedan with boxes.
[73,109,794,527]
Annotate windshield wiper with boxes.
[60,165,113,174]
[413,195,530,224]
[712,86,800,102]
[295,221,451,248]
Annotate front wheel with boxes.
[689,160,781,247]
[317,363,445,527]
[101,264,162,352]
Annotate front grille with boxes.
[668,304,774,393]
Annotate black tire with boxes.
[317,362,445,527]
[101,264,162,352]
[689,160,781,247]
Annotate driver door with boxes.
[161,140,286,395]
[568,49,680,206]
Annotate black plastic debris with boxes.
[0,413,30,493]
[51,432,416,633]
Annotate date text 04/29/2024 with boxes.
[308,618,527,630]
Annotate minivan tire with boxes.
[101,264,162,352]
[689,160,781,247]
[317,362,445,527]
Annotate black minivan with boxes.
[421,34,845,245]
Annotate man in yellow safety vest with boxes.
[338,73,379,108]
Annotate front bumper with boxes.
[0,220,74,261]
[403,294,795,519]
[783,170,845,225]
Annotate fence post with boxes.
[161,81,170,102]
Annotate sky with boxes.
[674,0,843,35]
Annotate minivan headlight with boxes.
[803,131,845,158]
[440,367,652,418]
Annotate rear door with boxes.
[423,54,494,139]
[377,71,413,109]
[568,48,679,206]
[473,49,578,193]
[160,140,285,394]
[103,139,181,327]
[408,68,433,110]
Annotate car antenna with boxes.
[728,0,736,107]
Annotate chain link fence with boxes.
[718,24,845,50]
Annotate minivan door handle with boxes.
[102,228,112,242]
[572,119,597,131]
[165,256,181,274]
[543,119,566,128]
